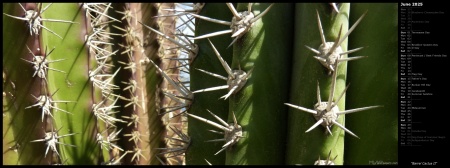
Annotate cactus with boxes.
[226,3,293,165]
[187,2,397,165]
[344,3,398,165]
[3,2,398,165]
[2,3,165,165]
[186,3,233,165]
[285,4,351,165]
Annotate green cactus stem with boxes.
[345,3,398,165]
[285,3,350,165]
[186,3,233,165]
[226,3,294,165]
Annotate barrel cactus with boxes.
[3,2,397,165]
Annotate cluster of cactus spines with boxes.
[8,3,81,163]
[285,60,380,139]
[82,3,131,164]
[285,3,390,165]
[150,4,215,165]
[97,128,123,152]
[138,3,167,165]
[26,89,75,122]
[141,8,195,117]
[314,150,338,165]
[186,109,242,155]
[191,39,252,100]
[3,2,397,165]
[5,3,96,164]
[3,3,77,39]
[285,3,350,165]
[21,46,66,87]
[111,3,159,165]
[228,3,294,164]
[29,127,78,158]
[184,4,270,159]
[185,3,234,165]
[3,3,46,164]
[149,3,212,164]
[190,3,273,47]
[305,10,368,75]
[141,21,198,67]
[144,3,195,165]
[155,126,190,162]
[147,58,192,118]
[190,3,293,165]
[3,3,162,165]
[302,8,381,138]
